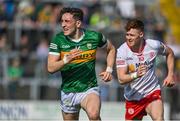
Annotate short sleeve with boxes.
[147,39,167,55]
[158,41,167,55]
[49,36,61,56]
[116,47,127,68]
[98,33,107,48]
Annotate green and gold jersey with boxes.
[49,29,107,92]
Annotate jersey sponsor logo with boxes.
[128,108,134,115]
[116,60,125,65]
[126,57,133,60]
[87,43,92,49]
[61,49,96,63]
[62,45,70,49]
[135,60,153,70]
[50,43,57,49]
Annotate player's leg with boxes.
[62,111,79,121]
[125,100,145,121]
[145,99,164,121]
[81,92,101,121]
[60,91,81,121]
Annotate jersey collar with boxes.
[67,31,85,43]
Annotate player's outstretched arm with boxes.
[163,46,175,87]
[106,40,116,70]
[99,40,115,82]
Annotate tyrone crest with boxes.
[87,43,92,49]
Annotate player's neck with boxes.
[68,29,84,42]
[69,29,83,40]
[131,39,145,53]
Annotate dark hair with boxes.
[125,19,144,31]
[59,7,84,22]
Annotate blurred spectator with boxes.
[51,4,62,26]
[4,0,15,22]
[0,34,10,52]
[81,6,90,27]
[37,4,52,26]
[7,57,23,99]
[89,8,110,30]
[0,2,8,33]
[36,38,49,79]
[116,0,135,19]
[18,34,31,65]
[153,22,166,41]
[166,33,180,58]
[36,38,49,61]
[15,0,35,28]
[17,34,35,77]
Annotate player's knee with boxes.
[152,113,164,121]
[153,117,164,121]
[87,110,100,120]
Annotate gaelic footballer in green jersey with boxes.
[49,29,107,92]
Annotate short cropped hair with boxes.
[59,7,84,22]
[125,19,144,31]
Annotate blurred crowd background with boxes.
[0,0,180,120]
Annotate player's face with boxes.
[126,28,143,48]
[61,13,79,37]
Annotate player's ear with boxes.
[76,20,82,27]
[139,32,144,38]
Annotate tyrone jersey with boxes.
[49,29,107,93]
[116,39,167,101]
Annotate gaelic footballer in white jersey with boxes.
[116,39,167,101]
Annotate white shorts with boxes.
[60,87,100,113]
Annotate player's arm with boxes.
[48,48,82,73]
[117,66,134,84]
[106,40,116,71]
[47,54,64,73]
[163,45,175,87]
[117,64,147,85]
[99,40,115,81]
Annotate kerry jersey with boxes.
[116,39,167,101]
[49,29,107,93]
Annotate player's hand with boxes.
[63,48,82,64]
[137,64,148,77]
[163,75,175,87]
[99,71,112,82]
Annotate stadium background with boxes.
[0,0,180,120]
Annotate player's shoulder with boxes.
[145,39,162,49]
[84,29,102,37]
[85,29,100,34]
[117,42,128,51]
[116,42,129,58]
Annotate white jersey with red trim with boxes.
[116,39,167,101]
